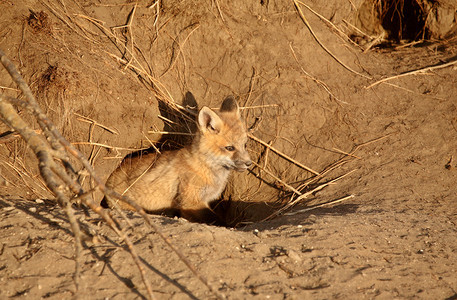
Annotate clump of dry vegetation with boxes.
[1,0,456,298]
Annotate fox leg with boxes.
[179,204,222,225]
[174,188,223,225]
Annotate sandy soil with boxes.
[1,0,457,299]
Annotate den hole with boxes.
[379,0,429,41]
[355,0,457,46]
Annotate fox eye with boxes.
[225,145,235,151]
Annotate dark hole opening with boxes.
[380,0,430,41]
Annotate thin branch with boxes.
[0,48,156,300]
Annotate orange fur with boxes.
[103,96,251,223]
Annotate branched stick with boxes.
[0,93,85,292]
[0,48,155,299]
[1,48,224,300]
[61,9,225,295]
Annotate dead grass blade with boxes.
[161,23,200,77]
[76,14,179,109]
[284,194,355,215]
[72,141,147,151]
[289,43,346,104]
[366,58,457,89]
[147,131,195,136]
[213,0,225,22]
[293,0,371,79]
[74,112,119,135]
[261,132,391,220]
[264,169,357,221]
[296,1,360,49]
[0,86,19,91]
[249,133,320,176]
[251,161,302,195]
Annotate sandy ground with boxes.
[1,0,457,299]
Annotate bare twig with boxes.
[0,48,156,299]
[284,194,355,215]
[366,58,457,89]
[251,161,302,195]
[296,1,360,49]
[266,169,357,220]
[2,42,226,298]
[0,92,85,292]
[289,43,345,104]
[293,0,370,79]
[64,13,227,298]
[248,133,320,176]
[74,112,119,135]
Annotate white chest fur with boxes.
[200,168,231,203]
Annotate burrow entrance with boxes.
[357,0,457,42]
[379,0,429,41]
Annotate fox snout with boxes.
[234,160,252,172]
[234,152,252,172]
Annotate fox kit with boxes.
[103,96,251,223]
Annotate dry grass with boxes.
[0,0,393,298]
[293,0,371,79]
[366,58,457,89]
[0,133,52,199]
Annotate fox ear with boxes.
[198,106,223,133]
[220,95,239,115]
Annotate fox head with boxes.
[196,96,252,172]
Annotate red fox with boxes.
[102,96,252,223]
